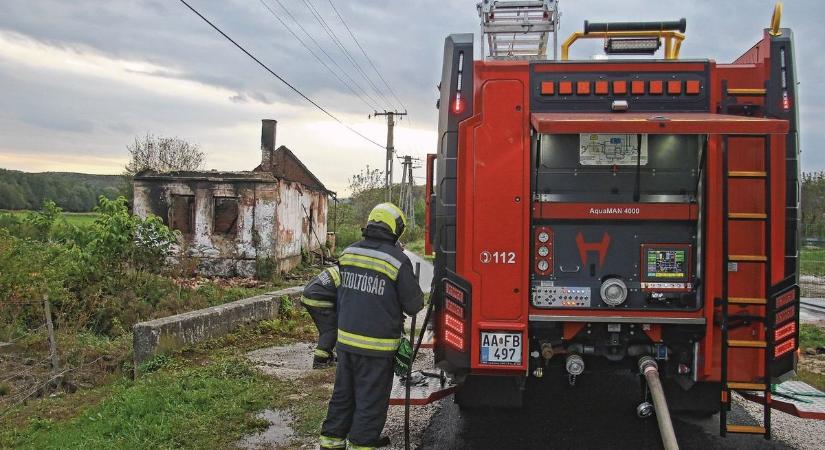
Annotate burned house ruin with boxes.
[133,120,333,277]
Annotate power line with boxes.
[176,0,385,150]
[257,0,376,110]
[268,0,383,110]
[327,0,407,112]
[302,0,393,109]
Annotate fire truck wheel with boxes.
[454,375,525,409]
[661,379,719,417]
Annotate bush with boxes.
[0,196,180,335]
[334,223,362,252]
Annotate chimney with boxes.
[260,119,277,171]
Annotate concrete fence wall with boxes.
[133,286,303,368]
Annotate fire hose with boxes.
[404,262,436,450]
[639,356,679,450]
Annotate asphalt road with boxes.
[800,298,825,323]
[420,373,794,450]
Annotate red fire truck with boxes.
[422,0,818,440]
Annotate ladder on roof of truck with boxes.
[477,0,560,60]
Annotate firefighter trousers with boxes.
[306,305,337,359]
[320,349,394,447]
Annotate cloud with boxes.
[0,0,823,193]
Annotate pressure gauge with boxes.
[537,231,550,243]
[537,260,550,272]
[537,246,550,257]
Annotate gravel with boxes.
[382,349,444,450]
[736,393,825,450]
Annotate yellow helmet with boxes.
[367,202,407,239]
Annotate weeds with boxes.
[137,354,173,375]
[800,323,825,349]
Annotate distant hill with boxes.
[0,169,124,212]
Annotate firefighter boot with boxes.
[313,348,336,369]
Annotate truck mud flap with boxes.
[388,373,455,406]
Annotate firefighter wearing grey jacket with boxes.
[319,203,424,450]
[301,265,340,368]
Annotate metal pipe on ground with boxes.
[639,356,679,450]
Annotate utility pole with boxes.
[372,110,407,201]
[397,155,421,230]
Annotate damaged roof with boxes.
[135,146,333,195]
[255,145,333,195]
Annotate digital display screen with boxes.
[646,249,687,279]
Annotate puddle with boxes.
[238,409,294,449]
[247,342,314,379]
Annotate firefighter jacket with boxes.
[336,231,424,357]
[301,266,340,309]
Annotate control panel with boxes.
[532,283,592,308]
[640,243,693,292]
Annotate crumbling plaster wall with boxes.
[272,180,328,272]
[133,177,327,277]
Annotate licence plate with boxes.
[480,332,522,365]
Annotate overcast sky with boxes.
[0,0,822,194]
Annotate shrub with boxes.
[0,196,180,335]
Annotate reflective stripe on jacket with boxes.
[336,237,424,357]
[301,266,340,309]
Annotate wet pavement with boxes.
[247,342,315,379]
[420,372,795,450]
[237,409,294,450]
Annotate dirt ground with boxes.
[801,275,825,298]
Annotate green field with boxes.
[801,246,825,276]
[0,210,100,227]
[405,238,434,262]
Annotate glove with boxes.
[393,335,413,377]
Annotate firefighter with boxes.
[301,265,340,369]
[319,203,424,450]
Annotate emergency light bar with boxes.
[605,37,661,55]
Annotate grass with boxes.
[801,246,825,277]
[405,238,434,262]
[0,299,333,449]
[61,212,100,227]
[800,323,825,350]
[797,323,825,391]
[796,370,825,392]
[0,359,283,450]
[0,210,100,227]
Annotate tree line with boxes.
[0,169,124,212]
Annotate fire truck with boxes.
[419,0,821,440]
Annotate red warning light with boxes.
[775,322,796,341]
[775,338,796,358]
[444,329,464,351]
[452,93,466,114]
[782,91,792,110]
[445,313,465,334]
